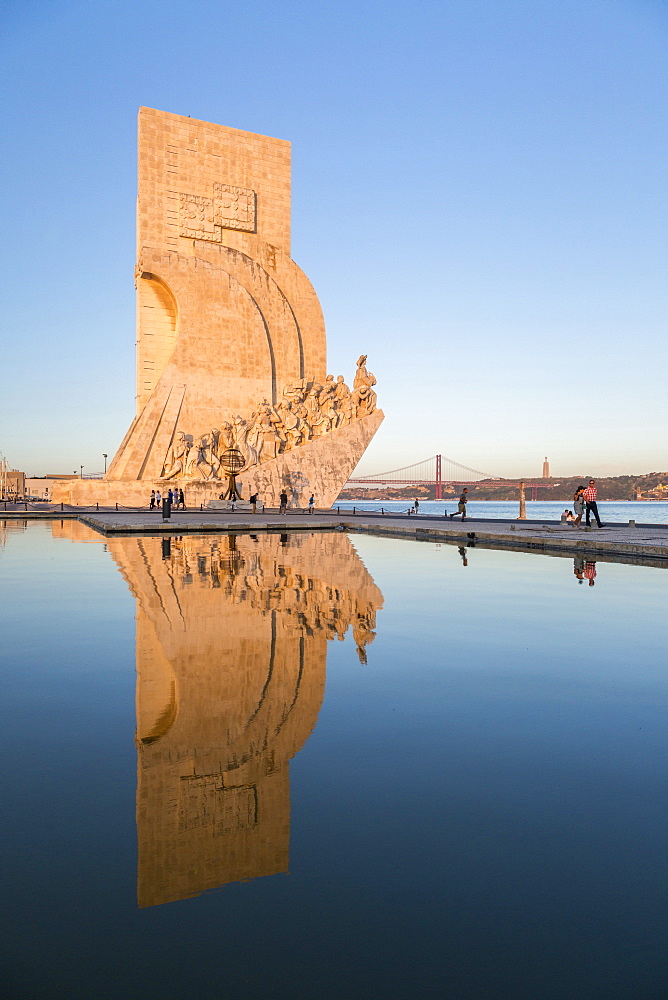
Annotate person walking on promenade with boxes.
[573,486,585,527]
[155,490,162,508]
[449,488,468,521]
[178,488,185,509]
[583,480,603,527]
[414,498,419,513]
[308,494,315,514]
[149,490,155,509]
[279,490,288,514]
[250,492,258,514]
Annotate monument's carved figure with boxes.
[46,107,382,507]
[158,364,377,483]
[352,354,378,415]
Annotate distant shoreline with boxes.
[337,473,668,504]
[337,497,668,503]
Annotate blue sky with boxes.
[1,0,665,478]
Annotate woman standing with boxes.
[573,486,585,527]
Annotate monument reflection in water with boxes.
[105,530,383,908]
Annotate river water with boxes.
[333,499,668,524]
[1,518,666,999]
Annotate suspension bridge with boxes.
[346,455,547,499]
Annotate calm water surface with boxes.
[1,519,666,1000]
[334,499,668,524]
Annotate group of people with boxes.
[277,492,315,514]
[216,490,316,515]
[159,356,378,484]
[446,481,603,528]
[158,533,379,659]
[453,547,599,586]
[567,480,604,528]
[574,557,597,585]
[149,488,185,509]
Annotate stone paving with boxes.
[3,504,668,564]
[4,504,665,565]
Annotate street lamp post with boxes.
[80,465,84,479]
[103,453,108,474]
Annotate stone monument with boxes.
[56,107,382,507]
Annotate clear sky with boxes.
[1,0,666,479]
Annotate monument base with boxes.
[206,501,256,512]
[51,411,383,509]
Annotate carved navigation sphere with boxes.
[220,448,246,475]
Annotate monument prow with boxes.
[54,108,382,507]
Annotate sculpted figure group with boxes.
[159,356,377,482]
[164,535,379,660]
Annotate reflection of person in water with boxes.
[573,556,585,583]
[458,546,468,567]
[584,560,597,586]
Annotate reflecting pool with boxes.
[1,520,666,1000]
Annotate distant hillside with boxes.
[337,473,668,503]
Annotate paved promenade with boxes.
[4,504,667,565]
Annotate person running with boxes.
[279,490,288,514]
[308,494,315,514]
[449,488,468,521]
[583,480,603,527]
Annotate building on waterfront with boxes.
[52,108,382,508]
[0,461,25,499]
[24,475,80,500]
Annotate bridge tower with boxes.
[435,454,442,500]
